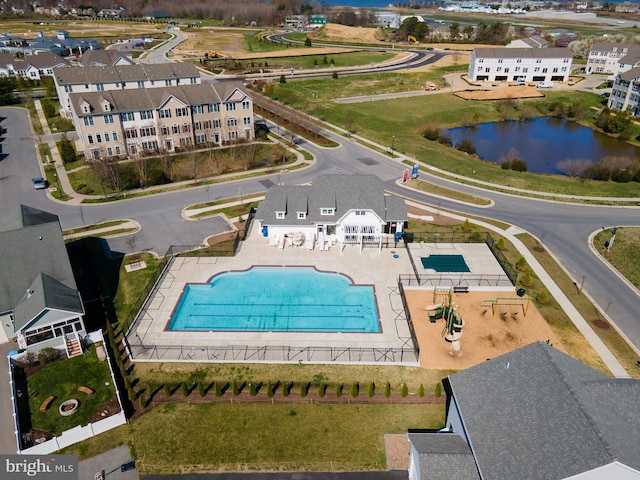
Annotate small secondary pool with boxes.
[421,254,470,273]
[167,267,380,332]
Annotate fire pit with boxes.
[59,399,79,416]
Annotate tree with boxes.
[59,133,77,164]
[556,158,591,177]
[304,36,312,47]
[449,22,461,41]
[279,74,287,84]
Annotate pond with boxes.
[443,117,640,175]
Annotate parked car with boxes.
[32,177,47,190]
[516,77,527,86]
[600,92,610,98]
[536,81,554,89]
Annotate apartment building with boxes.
[53,63,200,119]
[586,42,640,76]
[468,47,572,82]
[69,81,254,159]
[608,67,640,115]
[0,51,70,79]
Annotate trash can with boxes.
[516,288,526,297]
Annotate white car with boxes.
[536,81,554,89]
[32,177,47,190]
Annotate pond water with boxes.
[443,117,640,175]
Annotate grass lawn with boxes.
[26,346,117,436]
[594,227,640,290]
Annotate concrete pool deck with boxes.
[127,224,420,365]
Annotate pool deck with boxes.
[127,224,420,365]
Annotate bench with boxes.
[453,286,469,293]
[39,395,55,412]
[78,386,94,396]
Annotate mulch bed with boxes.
[90,397,122,423]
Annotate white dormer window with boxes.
[320,208,335,215]
[102,101,110,112]
[297,212,306,219]
[81,102,90,113]
[276,211,285,219]
[355,210,365,216]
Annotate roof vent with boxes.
[26,289,35,297]
[505,362,510,369]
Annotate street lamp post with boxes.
[391,135,395,154]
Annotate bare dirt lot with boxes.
[455,85,545,100]
[404,289,565,369]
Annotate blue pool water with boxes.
[167,267,380,332]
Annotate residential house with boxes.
[53,63,200,119]
[26,31,99,57]
[0,51,70,79]
[69,81,254,158]
[586,42,640,76]
[608,67,640,115]
[254,174,407,251]
[468,47,572,82]
[98,8,126,18]
[76,49,134,67]
[0,206,85,357]
[506,35,549,49]
[408,342,640,480]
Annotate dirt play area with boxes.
[403,289,565,369]
[455,85,544,100]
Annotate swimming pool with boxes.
[421,254,470,273]
[167,267,380,332]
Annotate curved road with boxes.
[3,89,640,357]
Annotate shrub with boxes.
[304,37,312,47]
[457,138,476,155]
[462,219,472,232]
[164,382,171,397]
[437,134,451,145]
[515,256,527,272]
[418,384,425,397]
[20,352,37,366]
[520,271,534,288]
[435,382,442,397]
[510,159,528,172]
[232,380,240,396]
[41,98,56,118]
[350,382,359,398]
[38,347,58,364]
[59,133,77,164]
[266,381,274,398]
[181,382,189,397]
[249,382,258,396]
[300,382,309,397]
[139,395,148,409]
[335,383,343,398]
[279,75,286,84]
[537,289,551,304]
[384,382,391,398]
[282,381,292,397]
[401,383,409,398]
[318,383,327,397]
[368,382,375,398]
[422,127,440,141]
[198,381,205,397]
[496,238,506,250]
[214,381,223,397]
[332,71,338,79]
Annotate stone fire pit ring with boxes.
[59,399,79,416]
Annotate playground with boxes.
[403,288,564,369]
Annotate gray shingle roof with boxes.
[13,273,84,332]
[53,62,198,86]
[254,174,407,226]
[77,49,134,67]
[447,342,640,480]
[69,82,249,116]
[0,206,77,316]
[619,66,640,82]
[408,433,480,480]
[473,47,572,60]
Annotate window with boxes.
[355,210,365,215]
[125,129,138,139]
[141,110,153,120]
[115,146,121,155]
[242,100,250,110]
[102,102,110,112]
[320,208,334,215]
[478,59,484,63]
[104,114,114,124]
[194,121,202,131]
[97,83,104,91]
[182,123,190,133]
[227,118,237,127]
[172,124,179,134]
[140,127,156,137]
[104,132,110,142]
[208,103,219,113]
[176,107,188,117]
[180,137,192,146]
[121,82,126,89]
[192,105,204,114]
[229,131,238,140]
[138,81,144,88]
[243,117,251,125]
[276,211,285,219]
[213,119,221,128]
[160,109,171,119]
[498,59,503,64]
[165,80,172,87]
[142,140,158,150]
[297,212,306,219]
[96,133,102,143]
[120,112,134,122]
[64,85,72,93]
[536,59,542,64]
[162,125,169,135]
[523,68,528,73]
[190,77,197,84]
[516,59,522,64]
[225,103,236,112]
[204,120,212,129]
[88,134,94,144]
[82,104,90,113]
[112,131,118,141]
[195,134,206,144]
[83,117,95,126]
[107,147,113,156]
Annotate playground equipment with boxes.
[425,288,465,343]
[484,297,531,317]
[205,51,219,59]
[408,35,419,44]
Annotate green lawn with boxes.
[594,227,640,290]
[26,346,117,436]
